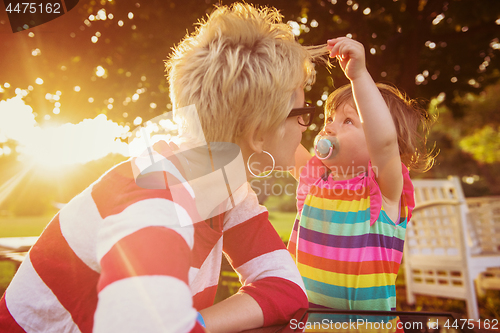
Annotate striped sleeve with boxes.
[223,185,308,326]
[94,226,204,333]
[366,161,415,225]
[92,163,205,333]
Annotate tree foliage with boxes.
[291,0,500,104]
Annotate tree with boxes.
[426,83,500,195]
[273,0,500,195]
[285,0,500,105]
[2,0,499,128]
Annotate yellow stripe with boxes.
[306,195,370,213]
[298,263,396,288]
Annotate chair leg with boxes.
[403,255,415,305]
[405,271,416,304]
[466,278,480,320]
[406,290,416,305]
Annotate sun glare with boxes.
[0,95,186,171]
[0,96,130,169]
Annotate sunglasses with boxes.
[287,102,316,127]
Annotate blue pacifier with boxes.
[314,135,339,160]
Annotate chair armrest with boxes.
[413,200,462,212]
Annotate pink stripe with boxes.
[297,238,403,263]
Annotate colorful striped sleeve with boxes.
[366,161,415,225]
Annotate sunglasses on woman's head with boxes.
[287,102,316,127]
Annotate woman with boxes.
[0,3,325,332]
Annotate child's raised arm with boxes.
[327,37,403,204]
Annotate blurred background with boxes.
[1,0,500,320]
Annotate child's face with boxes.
[318,101,370,179]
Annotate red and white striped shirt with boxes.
[0,146,307,332]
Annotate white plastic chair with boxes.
[404,176,500,320]
[466,196,500,255]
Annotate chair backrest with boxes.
[412,176,464,203]
[466,196,500,254]
[405,176,490,320]
[408,176,471,260]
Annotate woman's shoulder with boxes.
[222,183,268,231]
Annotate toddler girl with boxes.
[288,37,435,311]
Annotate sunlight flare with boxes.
[0,96,129,168]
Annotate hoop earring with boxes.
[247,150,275,178]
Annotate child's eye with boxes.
[325,117,333,123]
[344,118,353,124]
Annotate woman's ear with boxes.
[245,128,265,153]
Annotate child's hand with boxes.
[327,37,369,81]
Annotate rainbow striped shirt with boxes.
[288,157,414,311]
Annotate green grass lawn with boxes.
[0,215,53,295]
[268,211,296,242]
[0,212,296,239]
[0,215,52,238]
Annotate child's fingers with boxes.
[327,37,368,80]
[327,37,349,47]
[328,39,352,59]
[328,43,341,58]
[328,38,363,53]
[336,42,365,65]
[326,37,344,55]
[327,37,348,58]
[329,40,354,62]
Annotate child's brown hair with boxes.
[325,83,436,172]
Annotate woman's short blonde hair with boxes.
[165,3,325,144]
[324,83,436,172]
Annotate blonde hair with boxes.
[324,83,436,172]
[165,3,326,144]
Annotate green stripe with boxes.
[300,213,407,239]
[307,289,396,311]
